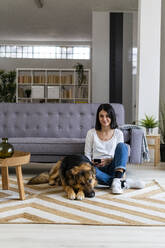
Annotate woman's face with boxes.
[98,110,111,128]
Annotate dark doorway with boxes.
[109,13,123,103]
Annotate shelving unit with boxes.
[16,68,90,103]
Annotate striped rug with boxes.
[0,177,165,225]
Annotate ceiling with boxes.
[0,0,138,42]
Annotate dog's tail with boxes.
[27,172,49,185]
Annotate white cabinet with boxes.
[16,68,90,103]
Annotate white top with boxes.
[84,128,124,161]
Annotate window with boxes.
[132,47,137,75]
[0,45,90,60]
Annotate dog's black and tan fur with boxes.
[27,155,97,200]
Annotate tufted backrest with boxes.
[0,103,125,138]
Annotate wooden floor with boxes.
[1,162,165,248]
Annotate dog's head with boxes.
[65,163,97,198]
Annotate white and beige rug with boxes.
[0,177,165,225]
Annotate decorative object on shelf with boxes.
[32,86,45,99]
[74,63,86,85]
[47,86,60,99]
[25,89,31,98]
[140,114,158,135]
[0,137,14,158]
[159,103,165,161]
[0,70,16,102]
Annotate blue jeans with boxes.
[95,143,128,186]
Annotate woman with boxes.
[85,103,144,194]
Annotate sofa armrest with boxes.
[129,128,143,164]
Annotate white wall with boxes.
[160,0,165,107]
[136,0,161,126]
[92,12,109,103]
[0,40,91,76]
[0,58,91,71]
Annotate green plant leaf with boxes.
[0,70,16,102]
[74,63,85,85]
[139,114,158,128]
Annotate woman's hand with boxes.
[92,158,112,167]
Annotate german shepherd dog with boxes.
[27,155,97,200]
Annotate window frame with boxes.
[0,45,90,60]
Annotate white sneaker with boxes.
[111,178,123,194]
[124,178,145,189]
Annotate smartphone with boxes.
[94,159,101,164]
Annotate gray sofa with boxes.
[0,103,143,164]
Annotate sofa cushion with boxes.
[9,137,85,155]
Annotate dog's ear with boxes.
[70,163,92,176]
[90,167,96,180]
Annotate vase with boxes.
[146,128,153,135]
[25,90,31,98]
[0,137,14,158]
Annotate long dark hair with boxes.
[95,104,118,130]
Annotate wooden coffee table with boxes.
[0,151,30,200]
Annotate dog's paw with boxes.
[68,191,76,200]
[76,191,85,200]
[49,180,56,186]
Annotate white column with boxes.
[92,11,109,103]
[136,0,161,128]
[160,0,165,105]
[122,13,133,123]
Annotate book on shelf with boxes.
[33,75,45,84]
[48,75,60,84]
[61,86,73,98]
[18,87,24,97]
[75,100,88,103]
[76,86,88,98]
[18,75,31,84]
[61,75,73,84]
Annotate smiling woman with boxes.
[84,103,145,194]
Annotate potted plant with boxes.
[25,89,31,98]
[159,103,165,161]
[74,63,86,85]
[139,114,158,135]
[0,70,16,102]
